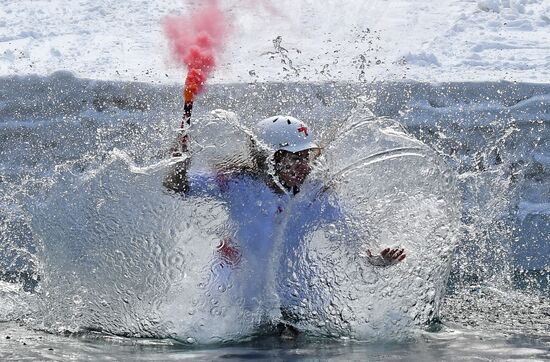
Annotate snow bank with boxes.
[477,0,539,14]
[0,0,548,83]
[403,52,441,67]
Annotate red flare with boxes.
[164,0,230,100]
[184,68,203,102]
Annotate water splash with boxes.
[0,76,547,343]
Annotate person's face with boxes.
[273,149,320,187]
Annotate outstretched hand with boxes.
[217,238,242,267]
[367,248,406,267]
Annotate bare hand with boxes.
[367,248,406,267]
[217,238,242,267]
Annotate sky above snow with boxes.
[0,0,549,84]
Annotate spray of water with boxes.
[0,64,548,345]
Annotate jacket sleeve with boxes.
[163,157,190,194]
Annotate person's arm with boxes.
[163,87,194,193]
[316,190,407,268]
[163,156,190,193]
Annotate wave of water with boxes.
[0,74,548,344]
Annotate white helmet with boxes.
[255,116,318,153]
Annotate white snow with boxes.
[0,0,548,84]
[403,52,441,67]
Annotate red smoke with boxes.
[164,1,230,101]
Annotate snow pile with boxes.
[0,0,548,83]
[403,52,441,67]
[429,0,550,82]
[477,0,543,14]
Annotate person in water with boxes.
[164,114,405,264]
[164,114,406,334]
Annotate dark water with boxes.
[1,321,549,361]
[0,74,549,359]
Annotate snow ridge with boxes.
[0,0,548,83]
